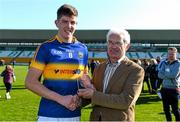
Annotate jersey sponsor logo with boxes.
[66,49,74,53]
[51,49,63,56]
[54,69,81,74]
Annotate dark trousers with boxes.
[150,77,157,93]
[156,78,163,89]
[4,82,12,93]
[143,77,151,93]
[161,88,180,121]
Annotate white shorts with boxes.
[37,116,80,122]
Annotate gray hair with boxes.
[106,29,130,44]
[168,47,178,53]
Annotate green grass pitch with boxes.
[0,65,169,121]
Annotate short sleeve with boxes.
[30,44,47,71]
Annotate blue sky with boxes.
[0,0,180,30]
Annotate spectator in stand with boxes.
[158,47,180,121]
[1,65,16,99]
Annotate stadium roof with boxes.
[0,29,180,44]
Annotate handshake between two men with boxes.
[63,73,95,111]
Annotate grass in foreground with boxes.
[0,65,169,121]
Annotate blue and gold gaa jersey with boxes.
[30,35,88,118]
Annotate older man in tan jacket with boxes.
[78,29,144,121]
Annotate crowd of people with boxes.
[132,48,180,121]
[132,57,163,94]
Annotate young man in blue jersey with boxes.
[25,4,88,121]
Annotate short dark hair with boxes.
[57,4,78,19]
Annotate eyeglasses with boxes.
[108,40,124,46]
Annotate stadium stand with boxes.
[1,29,180,64]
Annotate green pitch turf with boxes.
[0,65,169,121]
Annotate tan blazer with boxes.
[90,57,144,121]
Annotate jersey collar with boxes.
[55,35,77,43]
